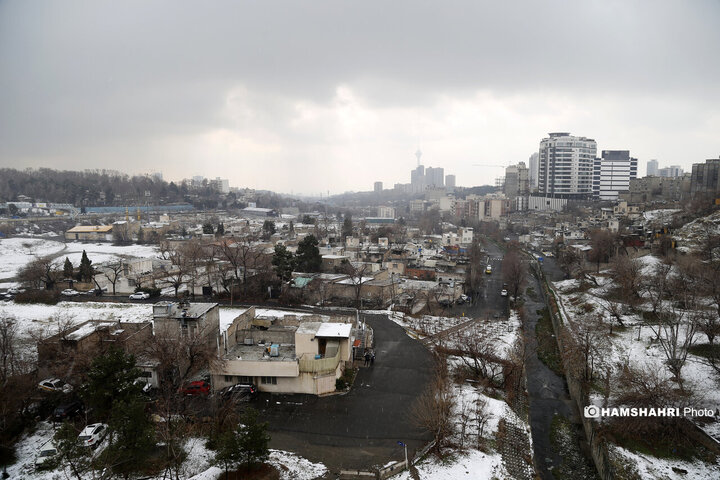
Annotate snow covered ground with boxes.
[394,449,506,480]
[8,422,327,480]
[552,266,720,477]
[0,238,66,280]
[0,237,160,282]
[0,301,152,353]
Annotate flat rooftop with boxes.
[225,343,297,362]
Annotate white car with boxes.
[38,378,73,393]
[500,289,508,297]
[61,289,79,296]
[34,442,58,467]
[129,292,150,300]
[78,423,108,448]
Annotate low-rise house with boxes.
[38,320,153,378]
[65,225,114,241]
[212,309,355,395]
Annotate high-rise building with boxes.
[425,167,445,188]
[445,174,456,188]
[411,165,425,193]
[528,153,539,189]
[538,132,597,199]
[592,151,638,201]
[374,181,383,193]
[504,162,530,210]
[690,157,720,197]
[377,206,396,219]
[646,159,659,176]
[658,165,683,178]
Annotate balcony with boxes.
[299,349,341,374]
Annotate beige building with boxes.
[65,225,114,241]
[212,308,355,395]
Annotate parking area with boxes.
[252,312,434,472]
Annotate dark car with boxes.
[179,380,211,396]
[220,383,258,402]
[52,400,83,422]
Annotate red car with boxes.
[180,381,211,395]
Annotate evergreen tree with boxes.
[296,235,322,272]
[237,408,270,470]
[78,250,93,282]
[202,222,214,234]
[63,257,74,279]
[104,396,155,478]
[216,222,225,236]
[80,347,143,419]
[342,213,353,240]
[214,428,241,479]
[262,220,276,239]
[54,421,89,479]
[272,245,295,282]
[136,227,145,244]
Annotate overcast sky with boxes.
[1,1,719,196]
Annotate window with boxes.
[261,376,277,385]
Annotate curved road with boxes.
[254,312,434,473]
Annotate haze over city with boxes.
[1,0,719,195]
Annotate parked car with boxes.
[179,380,211,396]
[52,400,83,422]
[34,441,59,468]
[78,423,108,448]
[501,289,508,297]
[61,289,79,296]
[38,378,73,393]
[8,287,25,295]
[129,291,150,300]
[219,383,258,402]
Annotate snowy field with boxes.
[0,300,151,338]
[8,422,326,480]
[0,237,160,282]
[0,238,66,280]
[394,449,506,480]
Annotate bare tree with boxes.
[562,314,610,385]
[341,261,370,308]
[465,237,485,304]
[102,261,125,295]
[0,316,19,383]
[502,248,526,301]
[17,256,57,290]
[588,229,618,273]
[649,308,697,391]
[411,360,456,455]
[610,256,642,306]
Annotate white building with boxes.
[528,152,539,189]
[646,159,659,176]
[592,150,638,201]
[377,206,395,219]
[538,132,597,199]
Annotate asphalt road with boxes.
[252,312,434,473]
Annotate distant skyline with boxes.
[1,1,719,195]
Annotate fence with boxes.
[298,349,341,374]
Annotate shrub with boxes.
[335,378,347,390]
[14,290,59,304]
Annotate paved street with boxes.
[252,312,434,473]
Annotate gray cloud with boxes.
[1,0,719,193]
